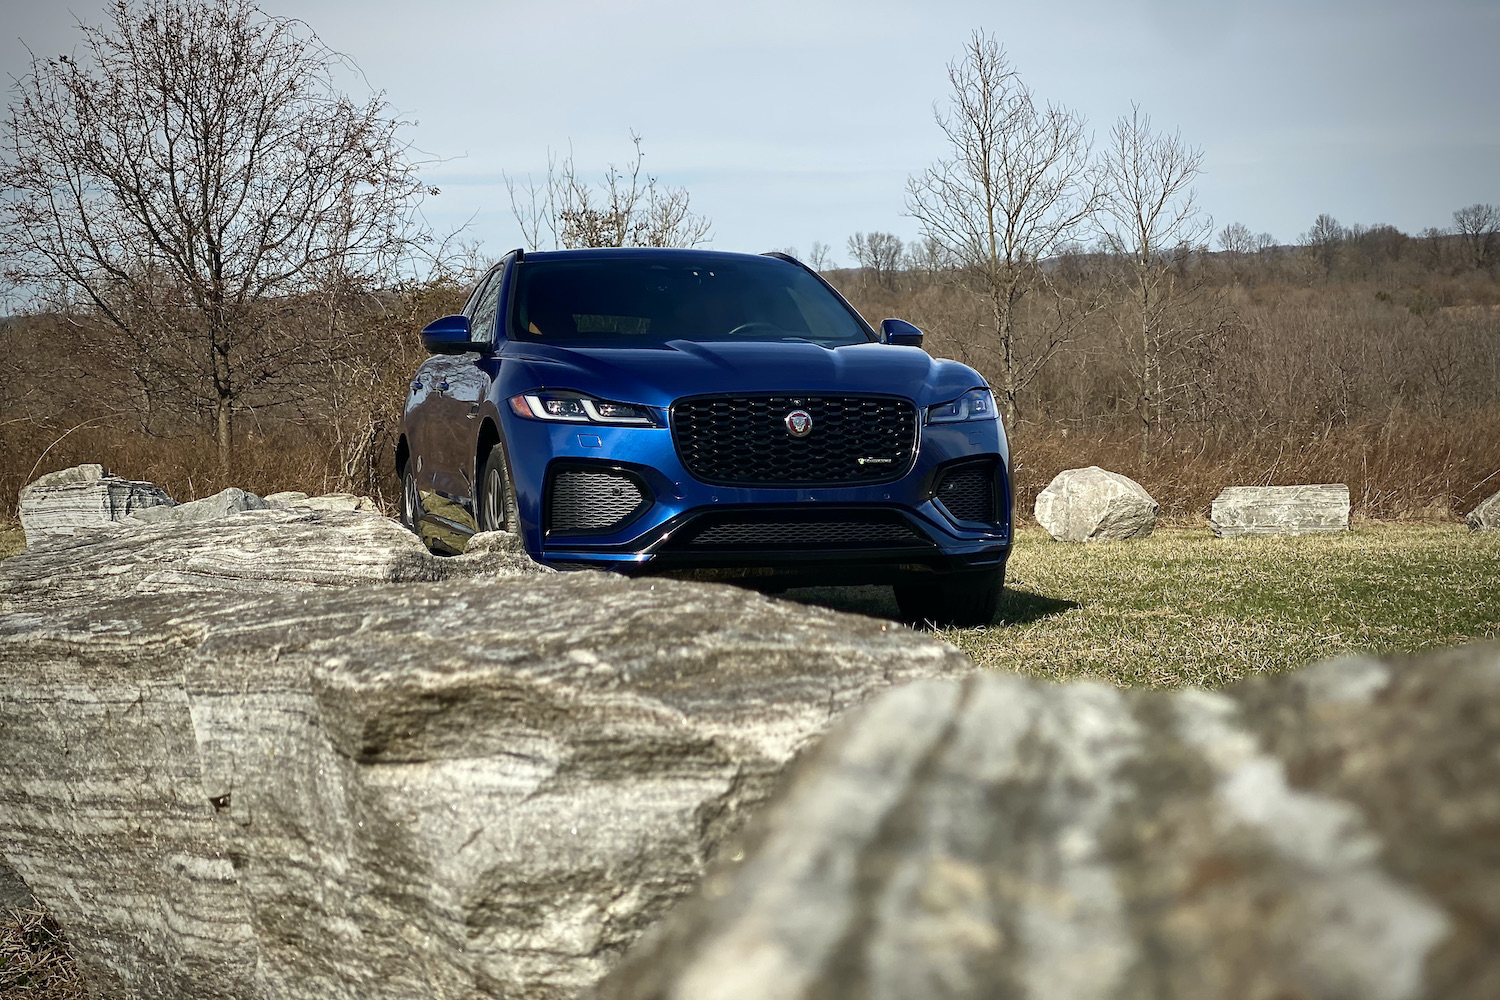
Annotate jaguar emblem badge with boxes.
[784,409,813,438]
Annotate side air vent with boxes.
[933,461,998,524]
[547,466,650,534]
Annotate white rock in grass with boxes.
[1468,490,1500,531]
[1210,484,1350,538]
[18,464,176,545]
[1034,466,1159,542]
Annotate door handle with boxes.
[436,380,450,393]
[410,380,422,392]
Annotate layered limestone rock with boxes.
[0,512,973,1000]
[596,644,1500,1000]
[1033,466,1159,542]
[1468,489,1500,531]
[1209,484,1351,537]
[18,464,176,543]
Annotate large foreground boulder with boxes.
[1469,489,1500,531]
[18,463,175,541]
[1210,483,1351,537]
[1034,466,1159,542]
[596,643,1500,1000]
[0,511,973,1000]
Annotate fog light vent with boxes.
[548,468,649,532]
[934,463,996,524]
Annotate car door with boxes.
[431,261,506,504]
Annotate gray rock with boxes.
[265,491,380,512]
[129,486,273,523]
[1210,484,1351,537]
[0,512,972,1000]
[1468,489,1500,531]
[1033,466,1159,542]
[595,644,1500,1000]
[18,463,176,544]
[0,507,546,598]
[0,854,33,909]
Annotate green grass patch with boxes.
[789,522,1500,689]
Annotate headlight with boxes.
[927,388,996,424]
[509,391,656,426]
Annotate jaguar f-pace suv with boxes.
[396,248,1012,625]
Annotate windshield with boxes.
[509,256,873,347]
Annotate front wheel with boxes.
[476,449,518,533]
[894,566,1004,628]
[400,466,421,533]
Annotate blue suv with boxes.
[397,248,1012,625]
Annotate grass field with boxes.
[788,522,1500,689]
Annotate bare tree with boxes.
[0,0,428,469]
[1095,104,1211,454]
[1302,213,1346,277]
[806,240,834,271]
[1217,222,1257,255]
[846,232,905,289]
[507,133,711,250]
[1452,203,1499,269]
[905,30,1100,422]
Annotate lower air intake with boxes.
[934,462,997,524]
[548,468,648,532]
[683,517,926,549]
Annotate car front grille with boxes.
[548,467,649,533]
[684,517,926,549]
[672,394,917,486]
[933,462,997,524]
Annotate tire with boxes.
[400,466,421,533]
[894,566,1005,628]
[476,448,518,533]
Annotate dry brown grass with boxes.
[1010,409,1500,523]
[0,422,399,524]
[0,906,87,999]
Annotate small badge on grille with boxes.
[784,409,813,437]
[857,457,893,465]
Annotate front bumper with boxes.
[503,413,1013,582]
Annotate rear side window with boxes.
[510,257,872,347]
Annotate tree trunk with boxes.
[215,397,233,472]
[211,327,233,472]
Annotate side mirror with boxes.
[421,314,481,354]
[880,318,924,348]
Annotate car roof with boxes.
[520,247,789,265]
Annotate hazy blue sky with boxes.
[3,0,1496,265]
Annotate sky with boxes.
[2,0,1496,268]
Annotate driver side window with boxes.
[469,265,505,344]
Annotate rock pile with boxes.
[596,643,1500,1000]
[0,475,975,1000]
[17,463,175,540]
[1033,466,1159,542]
[1209,484,1351,537]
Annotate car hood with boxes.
[502,340,983,408]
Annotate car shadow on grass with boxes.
[777,584,1078,630]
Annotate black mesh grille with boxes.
[686,518,924,549]
[672,395,916,486]
[934,463,996,524]
[549,468,648,532]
